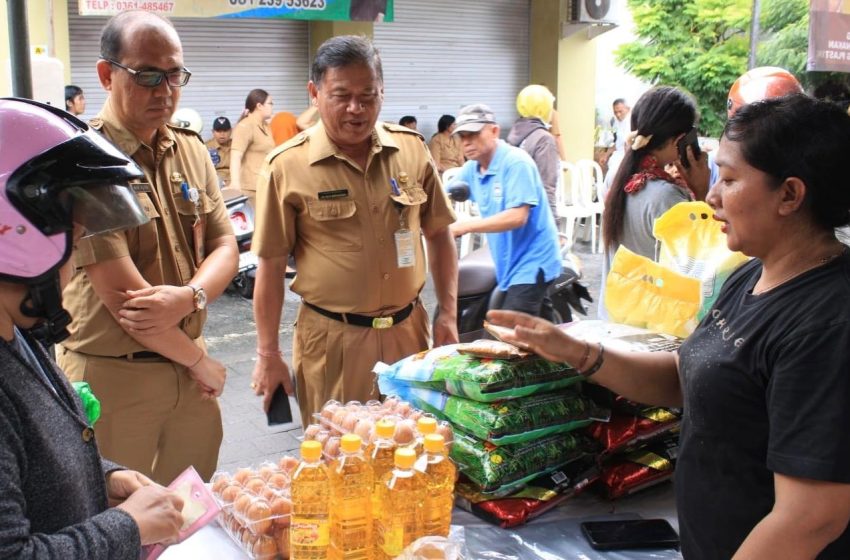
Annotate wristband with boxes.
[578,343,604,378]
[257,348,283,358]
[573,340,591,373]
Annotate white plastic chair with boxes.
[575,159,605,253]
[556,161,595,252]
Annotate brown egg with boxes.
[331,408,348,431]
[341,412,361,433]
[251,534,278,558]
[393,419,416,445]
[320,400,340,420]
[220,484,241,504]
[278,455,299,474]
[257,464,279,481]
[267,472,289,490]
[303,423,322,440]
[243,477,266,496]
[271,496,292,526]
[315,430,331,447]
[436,421,454,446]
[234,493,254,519]
[247,499,273,535]
[344,400,363,411]
[232,467,255,486]
[382,396,399,411]
[408,409,423,423]
[211,473,231,496]
[353,417,374,441]
[324,436,341,459]
[274,527,291,559]
[395,401,412,417]
[239,526,254,547]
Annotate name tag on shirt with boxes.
[131,182,152,193]
[395,228,415,268]
[318,189,349,200]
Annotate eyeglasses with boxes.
[105,58,192,88]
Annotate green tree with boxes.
[616,0,751,137]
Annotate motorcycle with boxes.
[445,182,593,342]
[223,188,258,298]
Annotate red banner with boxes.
[808,0,850,72]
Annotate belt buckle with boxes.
[372,316,394,329]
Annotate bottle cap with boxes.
[394,447,416,469]
[301,440,322,461]
[424,434,445,453]
[375,418,396,439]
[417,416,437,434]
[340,433,362,453]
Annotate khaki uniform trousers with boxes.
[57,347,223,484]
[293,300,430,427]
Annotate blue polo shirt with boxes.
[456,140,561,291]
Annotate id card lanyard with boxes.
[391,176,414,268]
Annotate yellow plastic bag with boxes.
[653,201,749,319]
[605,246,701,338]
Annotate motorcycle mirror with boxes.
[447,181,471,202]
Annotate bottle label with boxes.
[291,518,330,546]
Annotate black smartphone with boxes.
[581,519,680,550]
[266,385,293,426]
[677,128,701,168]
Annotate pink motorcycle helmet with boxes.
[0,98,147,341]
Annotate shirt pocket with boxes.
[306,199,362,252]
[390,184,428,207]
[134,192,161,260]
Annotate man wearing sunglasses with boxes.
[57,9,238,485]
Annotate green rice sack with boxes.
[375,345,583,402]
[450,430,594,492]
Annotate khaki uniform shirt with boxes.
[205,137,231,187]
[60,101,233,357]
[428,132,464,174]
[253,121,455,314]
[232,117,275,193]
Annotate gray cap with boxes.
[453,103,497,134]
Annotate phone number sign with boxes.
[78,0,393,21]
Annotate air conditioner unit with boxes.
[562,0,619,38]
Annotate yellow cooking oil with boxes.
[410,416,438,455]
[329,434,373,560]
[375,448,426,559]
[366,419,397,559]
[416,434,457,537]
[290,440,330,560]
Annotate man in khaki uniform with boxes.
[205,116,232,187]
[56,10,238,484]
[251,35,459,426]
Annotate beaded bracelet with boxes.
[578,342,605,378]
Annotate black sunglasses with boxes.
[105,58,192,88]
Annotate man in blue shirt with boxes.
[449,103,562,317]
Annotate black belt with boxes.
[125,350,170,361]
[303,300,415,329]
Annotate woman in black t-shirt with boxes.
[487,94,850,559]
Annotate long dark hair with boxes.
[603,86,698,248]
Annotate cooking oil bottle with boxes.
[367,419,396,559]
[411,416,438,454]
[291,440,330,560]
[329,434,373,560]
[416,434,456,537]
[375,448,425,559]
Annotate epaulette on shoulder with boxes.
[382,121,425,140]
[167,123,203,141]
[267,130,309,162]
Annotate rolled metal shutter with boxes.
[66,1,309,137]
[373,0,530,140]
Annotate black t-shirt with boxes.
[677,253,850,559]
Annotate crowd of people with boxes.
[4,6,850,560]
